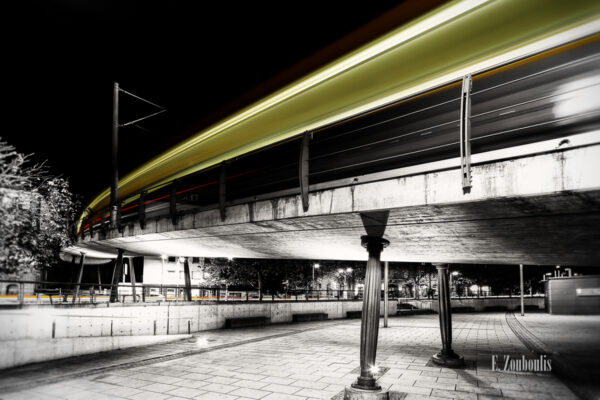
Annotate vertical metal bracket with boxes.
[138,191,146,230]
[299,131,311,212]
[116,201,123,233]
[219,162,227,221]
[102,210,109,236]
[170,180,178,225]
[81,216,88,240]
[460,75,472,194]
[88,209,94,238]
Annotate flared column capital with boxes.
[360,236,390,254]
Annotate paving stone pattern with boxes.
[0,314,577,400]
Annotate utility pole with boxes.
[110,82,119,228]
[519,264,524,316]
[384,261,389,328]
[109,83,165,229]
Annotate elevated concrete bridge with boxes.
[73,135,600,266]
[62,1,600,395]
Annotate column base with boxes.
[345,386,389,400]
[352,376,381,391]
[431,350,465,368]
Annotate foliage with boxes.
[201,258,367,295]
[390,262,436,298]
[0,139,79,278]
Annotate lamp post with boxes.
[337,267,353,299]
[312,263,320,290]
[450,271,459,297]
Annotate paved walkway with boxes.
[511,312,600,400]
[0,314,578,400]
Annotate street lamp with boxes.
[312,263,320,289]
[338,268,352,299]
[450,271,460,297]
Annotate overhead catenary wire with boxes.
[120,109,167,127]
[119,87,165,110]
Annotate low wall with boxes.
[0,300,381,342]
[0,300,391,369]
[0,334,190,370]
[403,297,545,312]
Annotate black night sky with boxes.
[3,1,427,206]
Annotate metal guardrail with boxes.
[0,279,399,305]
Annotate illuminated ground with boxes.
[0,314,579,400]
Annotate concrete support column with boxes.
[130,258,137,303]
[110,249,124,303]
[352,235,389,391]
[73,253,86,304]
[432,263,464,367]
[183,258,192,301]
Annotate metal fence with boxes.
[0,279,399,305]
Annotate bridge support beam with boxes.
[130,258,137,303]
[183,257,192,301]
[110,249,124,303]
[351,235,389,393]
[431,263,464,367]
[72,253,86,304]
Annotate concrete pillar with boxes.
[183,258,192,301]
[431,264,464,367]
[110,249,124,302]
[97,265,102,291]
[73,253,86,304]
[130,258,137,303]
[352,235,389,391]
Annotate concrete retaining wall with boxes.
[403,297,545,312]
[0,300,394,343]
[0,300,398,369]
[0,334,190,370]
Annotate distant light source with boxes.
[338,268,344,274]
[451,271,460,276]
[227,256,234,261]
[346,267,353,273]
[314,263,320,269]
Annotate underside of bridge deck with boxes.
[70,144,600,266]
[72,190,600,265]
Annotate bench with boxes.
[346,310,362,319]
[224,316,270,329]
[292,313,328,322]
[451,306,476,313]
[484,305,508,312]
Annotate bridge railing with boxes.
[76,37,600,239]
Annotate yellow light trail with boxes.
[82,0,600,223]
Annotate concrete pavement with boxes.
[511,312,600,400]
[0,314,579,400]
